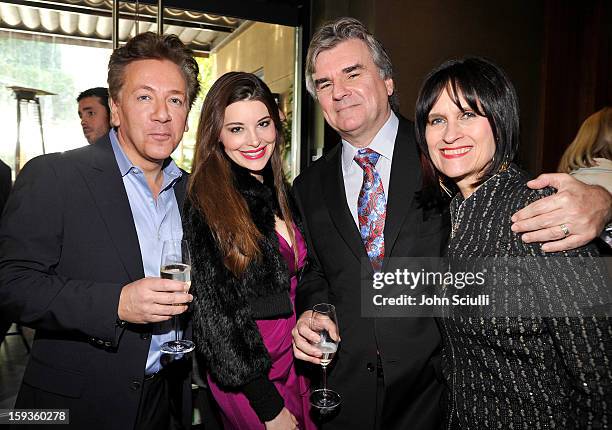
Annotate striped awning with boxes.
[0,0,243,54]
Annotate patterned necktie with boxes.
[354,148,386,272]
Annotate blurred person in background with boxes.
[0,158,11,214]
[77,87,111,144]
[558,107,612,193]
[0,159,11,347]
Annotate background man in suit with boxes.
[0,159,11,346]
[0,159,11,214]
[291,17,612,429]
[77,87,111,144]
[0,32,200,429]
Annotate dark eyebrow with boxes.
[314,77,330,88]
[225,115,271,127]
[314,64,364,88]
[342,64,364,74]
[137,85,185,96]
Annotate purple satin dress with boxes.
[207,228,316,429]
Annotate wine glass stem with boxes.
[174,315,180,342]
[321,364,328,391]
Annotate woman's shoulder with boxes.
[497,165,556,209]
[503,168,600,257]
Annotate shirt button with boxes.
[366,362,375,372]
[141,333,151,340]
[130,380,141,391]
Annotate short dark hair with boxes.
[415,57,520,197]
[107,32,200,108]
[77,87,110,116]
[306,17,399,112]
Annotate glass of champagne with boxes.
[309,303,341,410]
[159,239,194,354]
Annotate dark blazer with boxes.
[0,136,191,430]
[293,117,449,429]
[0,160,12,344]
[0,159,11,215]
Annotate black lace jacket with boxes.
[440,164,611,429]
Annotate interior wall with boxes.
[310,0,545,174]
[538,0,612,173]
[212,22,295,99]
[375,0,545,174]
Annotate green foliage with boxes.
[0,36,76,121]
[175,56,213,172]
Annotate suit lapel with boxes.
[382,118,420,269]
[173,171,188,214]
[77,137,144,281]
[322,145,372,272]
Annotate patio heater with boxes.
[8,86,55,176]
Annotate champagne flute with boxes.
[159,239,194,354]
[309,303,341,410]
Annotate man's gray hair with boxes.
[305,17,398,111]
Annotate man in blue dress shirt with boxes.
[0,32,200,429]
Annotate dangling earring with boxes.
[438,176,453,197]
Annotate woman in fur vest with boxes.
[185,72,315,430]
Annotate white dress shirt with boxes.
[341,111,399,226]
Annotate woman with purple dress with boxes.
[184,72,315,430]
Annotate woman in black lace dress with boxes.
[414,57,611,429]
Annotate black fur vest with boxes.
[184,164,296,388]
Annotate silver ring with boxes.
[560,224,570,237]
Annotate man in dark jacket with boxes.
[0,159,10,215]
[0,32,199,429]
[291,17,612,430]
[0,159,11,346]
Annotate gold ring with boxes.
[560,224,570,237]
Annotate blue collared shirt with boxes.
[109,130,183,375]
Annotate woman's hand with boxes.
[265,407,298,430]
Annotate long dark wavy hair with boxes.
[189,72,297,277]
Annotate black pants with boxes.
[374,358,385,430]
[134,368,185,430]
